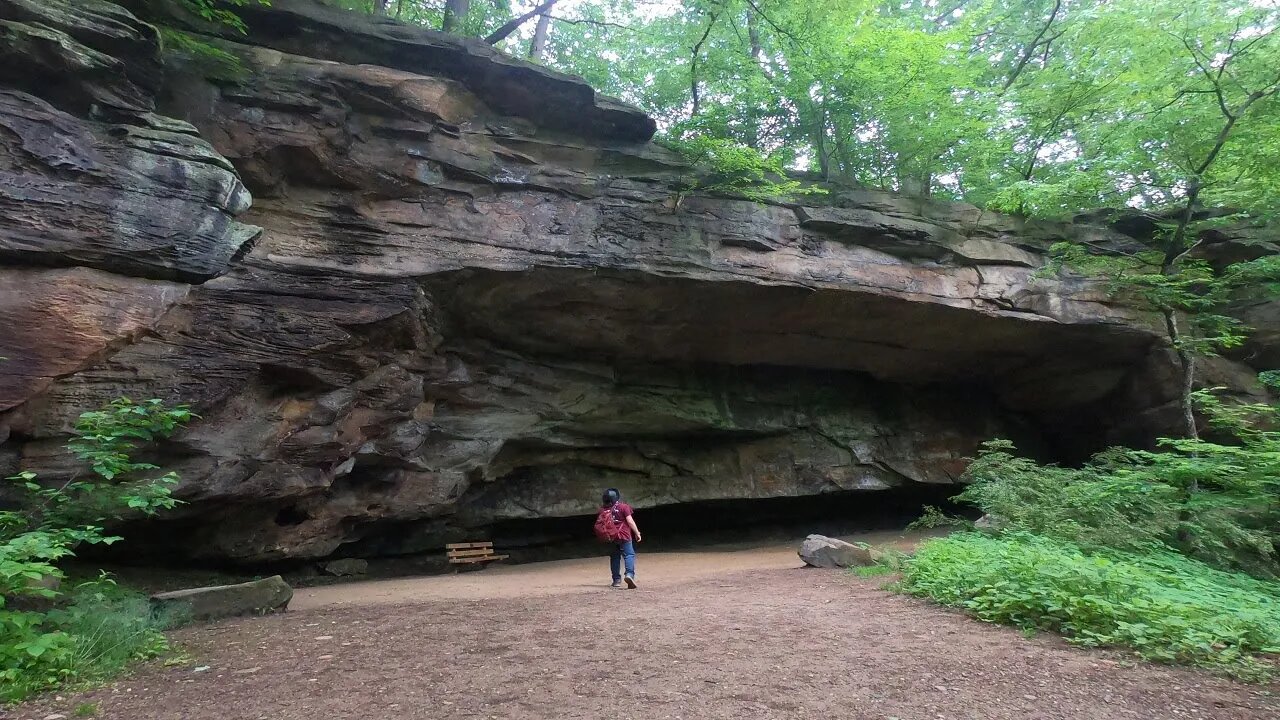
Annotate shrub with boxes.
[0,577,173,702]
[662,136,826,203]
[902,533,1280,679]
[956,386,1280,578]
[176,0,268,33]
[905,505,969,532]
[1,399,191,702]
[48,578,172,685]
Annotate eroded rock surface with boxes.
[1,0,1272,565]
[0,0,259,414]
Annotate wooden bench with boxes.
[446,541,509,568]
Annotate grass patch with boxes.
[2,579,178,703]
[51,582,176,682]
[850,564,895,578]
[901,532,1280,680]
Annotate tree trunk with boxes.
[443,0,470,33]
[374,0,390,16]
[1162,309,1199,441]
[803,98,833,180]
[900,171,931,198]
[688,13,718,120]
[529,11,551,59]
[811,115,831,180]
[1162,181,1203,443]
[1165,305,1199,548]
[744,11,762,149]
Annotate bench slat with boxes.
[445,542,494,550]
[447,548,496,559]
[449,555,509,564]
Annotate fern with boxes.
[662,136,826,203]
[158,27,249,82]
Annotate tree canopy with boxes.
[334,0,1280,222]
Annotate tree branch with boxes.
[486,0,558,45]
[1179,34,1234,119]
[547,14,651,35]
[741,0,806,47]
[932,0,972,26]
[689,11,718,119]
[1002,0,1063,92]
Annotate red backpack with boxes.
[593,505,629,543]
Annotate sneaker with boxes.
[624,575,637,589]
[610,581,623,589]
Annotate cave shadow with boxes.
[469,483,970,564]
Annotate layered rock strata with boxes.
[1,0,1271,564]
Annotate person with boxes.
[601,488,642,589]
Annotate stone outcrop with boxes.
[0,0,259,413]
[151,575,293,620]
[0,0,1273,565]
[798,534,878,569]
[321,558,368,577]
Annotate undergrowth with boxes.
[896,379,1280,680]
[158,28,250,83]
[661,136,827,203]
[2,399,191,703]
[901,532,1280,679]
[2,578,175,703]
[850,564,895,578]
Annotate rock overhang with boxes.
[1,0,1271,566]
[423,266,1158,409]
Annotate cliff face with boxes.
[0,0,1271,564]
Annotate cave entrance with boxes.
[476,483,967,564]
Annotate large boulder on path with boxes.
[798,534,876,568]
[151,576,293,621]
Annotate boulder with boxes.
[151,576,293,621]
[799,534,877,569]
[321,558,369,577]
[974,514,1005,532]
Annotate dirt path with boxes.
[13,538,1279,720]
[293,530,929,609]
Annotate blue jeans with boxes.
[611,540,636,582]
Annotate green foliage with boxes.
[158,28,249,82]
[13,399,192,535]
[176,0,269,34]
[1,578,172,702]
[1260,370,1280,392]
[537,0,1280,214]
[1,399,191,702]
[49,579,172,683]
[905,505,969,532]
[306,2,1280,221]
[958,383,1280,578]
[1041,241,1278,361]
[901,533,1280,679]
[901,381,1280,677]
[850,564,894,578]
[325,0,517,39]
[662,136,825,202]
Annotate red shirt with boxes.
[610,502,634,541]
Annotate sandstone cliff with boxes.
[0,0,1272,565]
